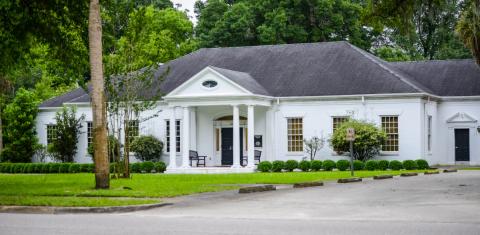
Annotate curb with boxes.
[424,171,440,175]
[400,173,418,177]
[443,169,458,173]
[293,181,324,188]
[239,185,276,193]
[373,175,393,180]
[0,202,172,214]
[337,178,362,183]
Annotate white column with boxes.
[167,107,177,169]
[232,105,241,168]
[247,105,255,167]
[181,106,190,168]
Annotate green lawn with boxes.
[0,170,430,207]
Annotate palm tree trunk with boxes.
[89,0,109,189]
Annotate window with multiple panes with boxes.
[127,120,139,143]
[427,115,432,152]
[46,125,57,145]
[166,120,181,152]
[332,117,348,133]
[287,118,303,152]
[87,121,93,148]
[381,116,399,151]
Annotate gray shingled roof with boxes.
[40,41,480,108]
[390,60,480,96]
[209,66,270,96]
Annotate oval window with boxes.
[202,80,218,88]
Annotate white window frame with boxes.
[287,117,303,153]
[166,120,181,153]
[381,115,399,152]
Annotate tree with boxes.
[330,120,387,161]
[366,0,473,60]
[456,0,480,65]
[303,136,325,161]
[374,46,412,61]
[1,89,39,163]
[0,77,13,154]
[89,0,110,189]
[48,106,85,162]
[195,0,373,49]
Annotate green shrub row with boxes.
[0,161,167,174]
[257,159,429,172]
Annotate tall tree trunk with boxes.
[0,106,3,154]
[89,0,109,189]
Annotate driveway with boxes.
[1,170,479,235]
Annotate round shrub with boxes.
[403,160,418,170]
[49,163,62,173]
[59,163,71,173]
[141,161,155,173]
[353,160,365,170]
[299,160,311,172]
[131,163,142,173]
[389,160,403,170]
[323,160,336,171]
[415,159,429,170]
[130,136,164,162]
[310,160,322,171]
[336,160,350,171]
[378,160,389,170]
[68,164,81,173]
[284,160,299,172]
[257,161,273,172]
[154,162,167,173]
[271,160,285,172]
[365,160,378,171]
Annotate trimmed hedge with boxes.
[365,160,378,171]
[284,160,299,172]
[403,160,418,170]
[378,160,389,170]
[299,160,311,172]
[416,159,429,170]
[389,160,403,170]
[353,160,364,170]
[0,162,168,174]
[336,160,350,171]
[323,160,336,171]
[257,161,272,172]
[310,160,322,171]
[271,160,285,172]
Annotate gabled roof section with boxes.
[390,60,480,96]
[39,87,90,108]
[209,66,270,96]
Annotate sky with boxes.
[172,0,198,24]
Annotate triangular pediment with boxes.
[165,67,252,98]
[446,112,477,123]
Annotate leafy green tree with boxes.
[456,0,480,65]
[374,46,412,61]
[48,106,85,163]
[330,120,387,161]
[1,89,39,162]
[195,0,374,49]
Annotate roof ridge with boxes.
[389,58,475,64]
[201,41,345,50]
[345,43,429,94]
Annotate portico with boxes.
[163,66,272,173]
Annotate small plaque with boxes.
[254,135,262,147]
[346,128,355,141]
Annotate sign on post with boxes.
[346,128,355,176]
[346,128,355,141]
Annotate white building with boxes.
[36,42,480,173]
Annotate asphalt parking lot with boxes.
[1,170,479,235]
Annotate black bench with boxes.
[189,150,206,167]
[242,150,262,166]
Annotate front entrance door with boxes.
[221,128,243,165]
[454,129,470,161]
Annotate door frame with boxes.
[454,128,470,162]
[213,124,248,166]
[447,126,475,165]
[220,127,244,166]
